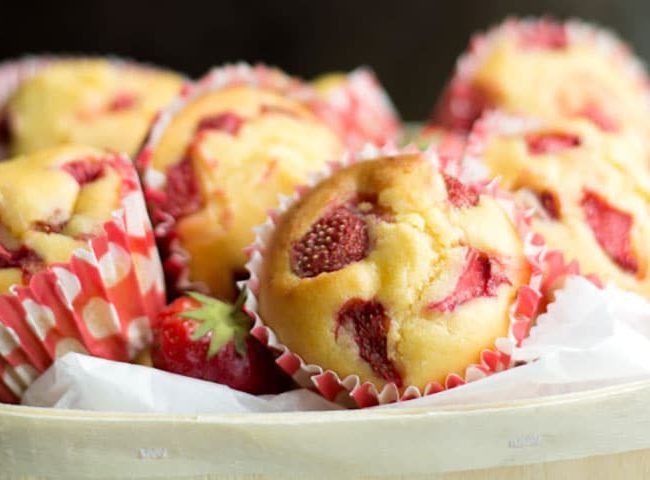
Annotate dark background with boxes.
[1,1,648,120]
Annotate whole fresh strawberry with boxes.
[151,291,293,395]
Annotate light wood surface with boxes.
[3,379,650,479]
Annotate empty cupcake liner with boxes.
[0,153,165,402]
[311,68,402,150]
[137,62,349,298]
[432,17,650,131]
[243,143,555,408]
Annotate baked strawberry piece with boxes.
[255,153,535,395]
[1,58,183,158]
[432,18,650,147]
[152,292,292,394]
[470,111,650,297]
[138,65,345,301]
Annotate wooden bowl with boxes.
[2,378,650,478]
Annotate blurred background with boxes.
[1,0,648,120]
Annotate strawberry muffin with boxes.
[470,112,650,297]
[1,58,183,158]
[312,68,401,149]
[139,65,345,301]
[255,153,535,397]
[0,143,166,401]
[434,18,650,140]
[0,144,130,292]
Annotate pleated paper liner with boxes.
[432,17,650,131]
[0,55,186,160]
[411,125,471,179]
[243,143,557,408]
[311,67,402,150]
[137,62,384,298]
[0,153,165,403]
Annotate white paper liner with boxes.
[22,353,341,414]
[242,143,549,407]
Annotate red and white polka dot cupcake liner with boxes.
[243,144,555,408]
[311,68,402,150]
[0,154,166,403]
[431,17,650,132]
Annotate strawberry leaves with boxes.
[180,290,251,357]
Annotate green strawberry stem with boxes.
[180,290,251,357]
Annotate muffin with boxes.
[0,145,128,292]
[433,18,650,141]
[0,58,183,158]
[0,144,165,402]
[249,151,541,405]
[139,64,345,301]
[312,68,401,149]
[469,111,650,297]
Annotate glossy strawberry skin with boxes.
[151,297,293,395]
